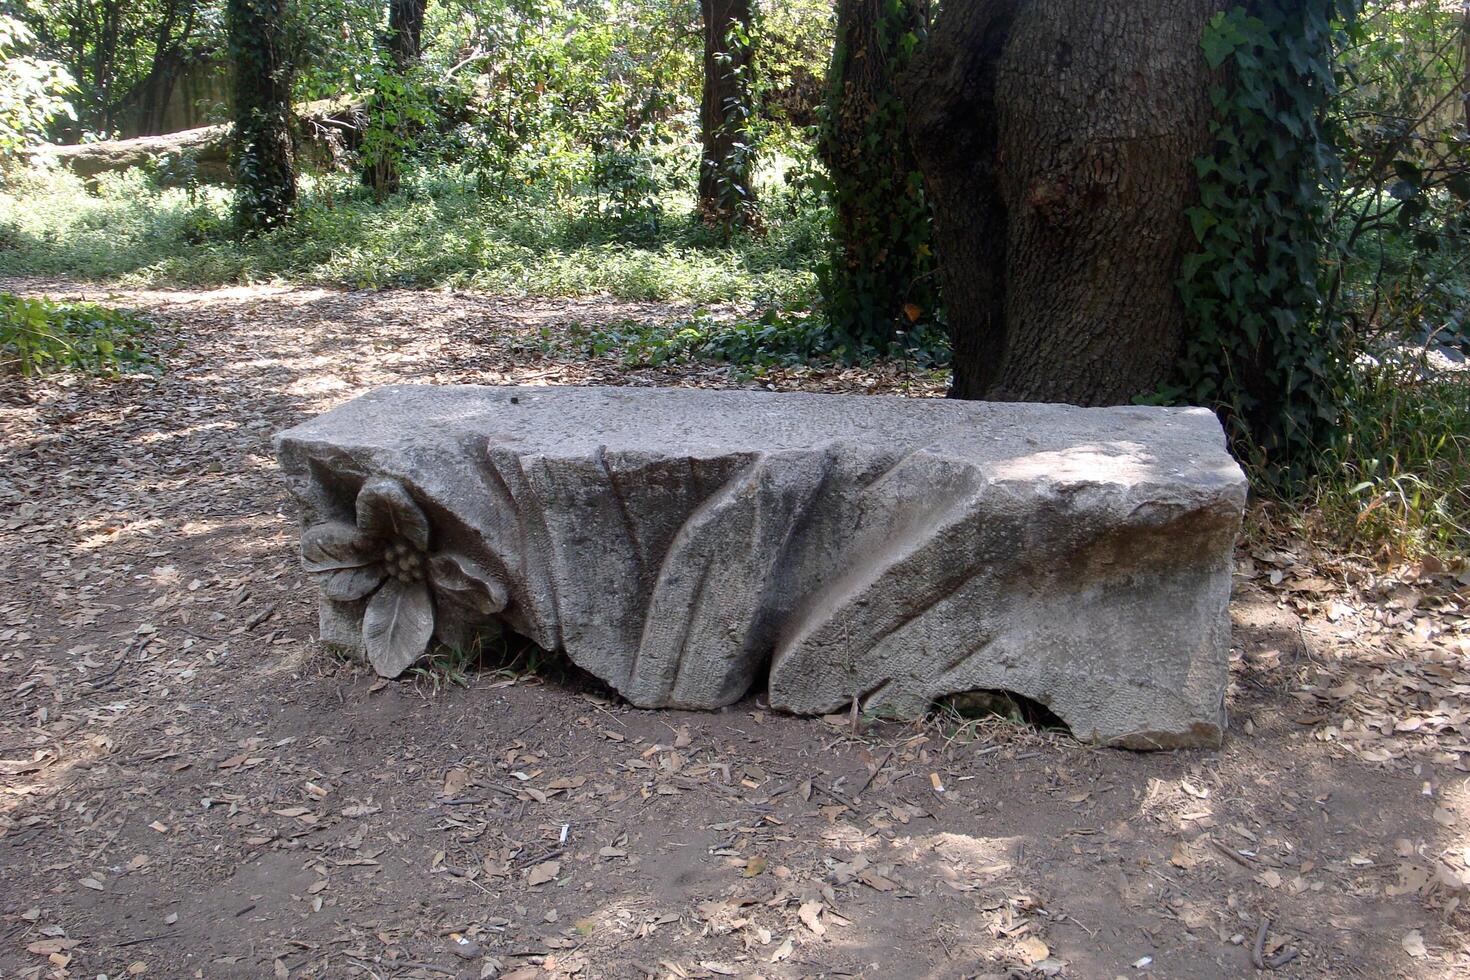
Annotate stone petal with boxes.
[357,477,430,550]
[322,564,387,602]
[301,521,377,573]
[362,578,434,677]
[428,553,507,615]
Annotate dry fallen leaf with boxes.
[1402,929,1428,959]
[527,860,561,886]
[798,900,826,936]
[1018,936,1050,964]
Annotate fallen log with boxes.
[29,97,364,182]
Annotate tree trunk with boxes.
[388,0,427,69]
[819,0,936,346]
[362,0,428,197]
[1462,1,1470,135]
[900,0,1228,404]
[698,0,757,229]
[227,0,296,231]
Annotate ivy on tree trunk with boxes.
[819,0,937,350]
[698,0,758,231]
[227,0,295,232]
[362,0,428,197]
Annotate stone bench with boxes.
[275,385,1247,748]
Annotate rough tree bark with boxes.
[819,0,936,343]
[900,0,1230,404]
[362,0,428,196]
[698,0,757,228]
[1462,1,1470,134]
[227,0,296,231]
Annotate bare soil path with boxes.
[1,280,1467,980]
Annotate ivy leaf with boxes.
[1390,159,1422,185]
[1186,207,1218,242]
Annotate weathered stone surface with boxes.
[275,385,1247,748]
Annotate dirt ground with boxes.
[2,279,1468,980]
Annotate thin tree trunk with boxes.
[228,0,296,231]
[388,0,427,68]
[698,0,757,228]
[1462,1,1470,134]
[363,0,428,197]
[901,0,1229,404]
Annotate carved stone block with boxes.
[275,385,1247,748]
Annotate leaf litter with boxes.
[0,279,1466,977]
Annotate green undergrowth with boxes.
[1307,357,1470,560]
[0,291,157,376]
[0,167,822,304]
[558,306,950,372]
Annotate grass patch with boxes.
[0,167,823,304]
[1309,355,1470,560]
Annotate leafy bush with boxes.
[0,292,156,376]
[0,16,74,167]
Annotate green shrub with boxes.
[0,292,157,376]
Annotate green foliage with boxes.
[227,0,296,232]
[700,2,760,233]
[817,0,938,351]
[358,64,436,199]
[0,16,75,165]
[1323,1,1470,356]
[0,291,156,376]
[562,302,948,372]
[1313,356,1469,558]
[0,167,821,302]
[1174,1,1357,488]
[14,0,219,139]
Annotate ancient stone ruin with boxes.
[275,385,1247,748]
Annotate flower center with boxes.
[382,539,427,582]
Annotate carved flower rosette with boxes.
[300,477,506,677]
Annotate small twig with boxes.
[810,781,858,810]
[1058,913,1097,939]
[1267,948,1298,970]
[1251,917,1271,970]
[114,933,172,948]
[396,963,458,976]
[509,714,544,740]
[513,847,563,869]
[1209,836,1256,869]
[855,747,896,798]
